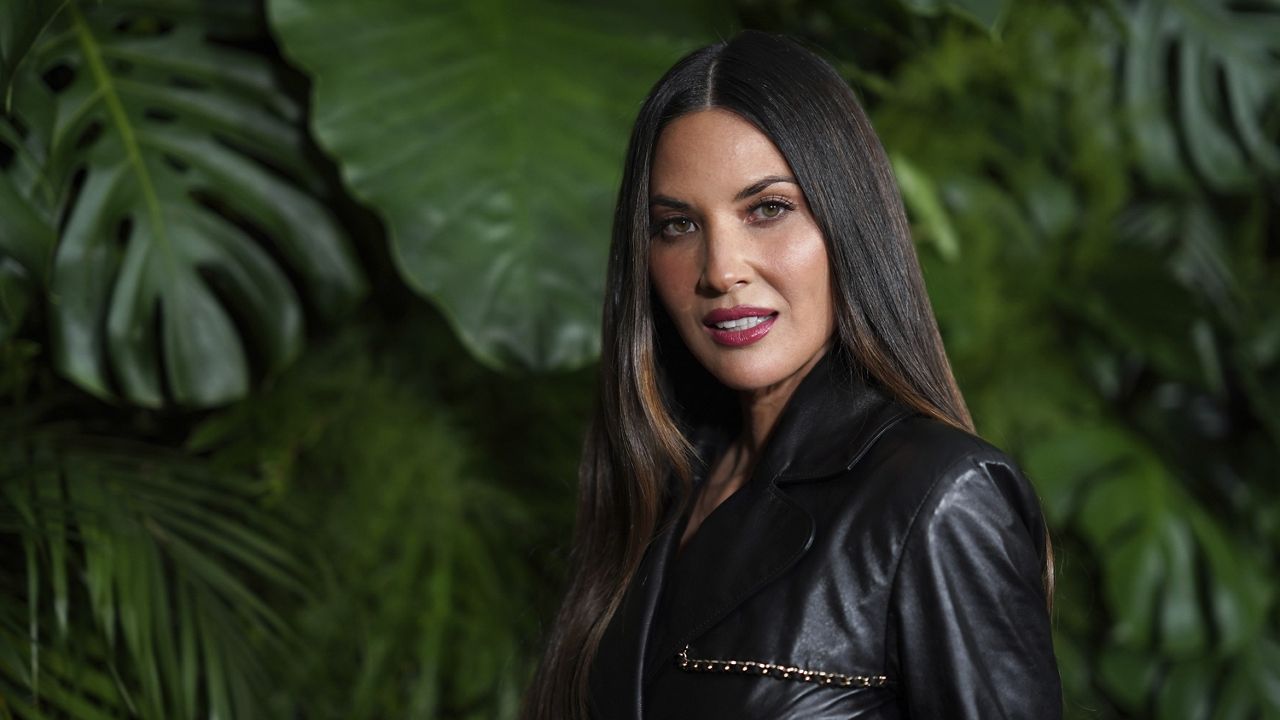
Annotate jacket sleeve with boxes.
[888,452,1062,719]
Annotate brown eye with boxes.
[661,217,696,237]
[749,198,794,222]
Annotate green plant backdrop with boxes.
[1,0,1276,718]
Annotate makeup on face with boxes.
[702,306,777,347]
[647,108,835,393]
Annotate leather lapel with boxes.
[592,500,683,720]
[637,349,913,686]
[761,350,914,484]
[641,475,815,685]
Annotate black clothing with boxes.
[589,350,1062,719]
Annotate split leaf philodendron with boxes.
[0,0,366,408]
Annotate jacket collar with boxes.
[748,347,915,485]
[595,348,914,717]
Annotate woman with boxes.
[521,30,1060,720]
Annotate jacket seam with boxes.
[842,407,916,472]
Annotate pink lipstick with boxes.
[702,306,778,347]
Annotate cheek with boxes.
[773,233,833,320]
[648,246,696,313]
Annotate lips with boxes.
[702,306,778,347]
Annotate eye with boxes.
[749,197,795,222]
[655,216,698,238]
[758,202,785,218]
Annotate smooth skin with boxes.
[647,108,836,552]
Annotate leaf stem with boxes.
[67,1,166,253]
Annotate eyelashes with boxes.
[649,196,797,239]
[749,196,796,221]
[653,216,697,237]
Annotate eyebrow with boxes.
[649,175,798,211]
[649,195,690,211]
[734,175,797,201]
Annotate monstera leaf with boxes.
[1123,0,1280,192]
[0,0,366,408]
[1026,421,1279,718]
[267,0,716,371]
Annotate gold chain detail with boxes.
[676,645,890,688]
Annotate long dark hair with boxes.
[520,30,1052,720]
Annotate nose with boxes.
[698,221,753,295]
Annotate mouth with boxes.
[702,306,778,347]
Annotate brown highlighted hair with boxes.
[520,30,1051,720]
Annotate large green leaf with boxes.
[267,0,714,371]
[1062,423,1275,714]
[1123,0,1280,192]
[0,0,366,408]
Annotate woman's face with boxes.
[648,108,835,393]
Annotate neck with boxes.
[733,342,832,465]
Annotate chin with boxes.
[700,356,800,393]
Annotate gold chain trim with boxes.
[676,645,890,688]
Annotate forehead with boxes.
[650,108,792,197]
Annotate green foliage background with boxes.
[1,0,1276,718]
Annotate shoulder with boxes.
[860,413,1048,560]
[802,410,1048,570]
[868,422,1061,716]
[870,412,1023,484]
[871,413,1041,509]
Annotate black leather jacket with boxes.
[589,350,1061,719]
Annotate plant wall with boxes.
[1,0,1276,718]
